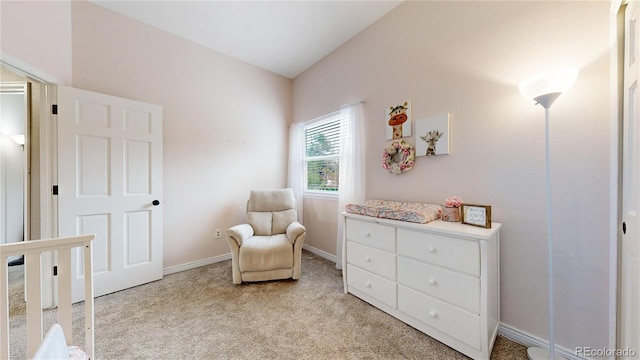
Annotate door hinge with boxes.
[52,185,59,195]
[52,104,58,115]
[53,266,58,276]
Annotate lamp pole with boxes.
[543,104,556,360]
[526,92,561,360]
[520,69,577,360]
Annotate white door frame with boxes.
[0,56,62,241]
[1,54,63,307]
[0,81,30,253]
[610,1,622,354]
[610,0,640,356]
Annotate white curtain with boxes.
[335,103,365,270]
[287,122,305,223]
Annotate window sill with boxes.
[303,191,339,201]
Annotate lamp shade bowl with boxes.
[519,68,579,100]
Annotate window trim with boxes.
[303,190,339,200]
[302,111,343,197]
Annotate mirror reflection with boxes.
[1,80,30,265]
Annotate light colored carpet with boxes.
[8,250,527,359]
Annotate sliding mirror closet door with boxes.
[1,82,31,264]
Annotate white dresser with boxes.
[342,213,501,360]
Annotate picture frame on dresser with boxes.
[460,204,492,228]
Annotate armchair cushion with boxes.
[239,235,293,272]
[247,211,273,236]
[273,209,297,234]
[248,189,296,212]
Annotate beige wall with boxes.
[303,197,338,257]
[293,0,610,352]
[70,1,292,268]
[0,1,72,84]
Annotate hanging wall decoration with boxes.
[386,101,412,139]
[415,113,450,156]
[382,140,415,174]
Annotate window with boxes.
[303,112,343,193]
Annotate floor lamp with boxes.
[518,68,579,360]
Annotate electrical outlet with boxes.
[215,229,222,238]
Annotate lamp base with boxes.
[527,347,566,360]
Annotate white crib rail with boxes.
[0,235,95,359]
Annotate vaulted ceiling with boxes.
[92,1,402,79]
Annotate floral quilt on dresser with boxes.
[345,200,442,223]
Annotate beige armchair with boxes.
[226,189,306,284]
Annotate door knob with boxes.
[152,200,160,206]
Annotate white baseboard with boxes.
[499,323,585,360]
[303,244,337,263]
[163,253,231,276]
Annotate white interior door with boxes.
[57,85,163,302]
[621,1,640,356]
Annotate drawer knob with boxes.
[364,257,371,262]
[427,246,436,253]
[428,278,437,286]
[429,310,438,318]
[365,282,372,288]
[364,232,371,237]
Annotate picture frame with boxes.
[460,204,492,228]
[386,100,412,139]
[415,113,450,156]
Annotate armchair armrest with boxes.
[227,223,254,246]
[286,221,306,244]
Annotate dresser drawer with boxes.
[397,228,479,276]
[347,241,396,280]
[346,218,395,252]
[398,285,480,350]
[398,257,479,314]
[347,264,397,309]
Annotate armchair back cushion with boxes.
[246,189,298,235]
